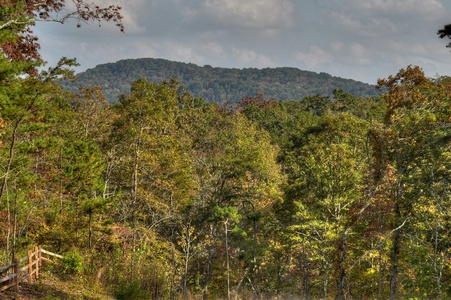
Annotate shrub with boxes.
[61,250,84,275]
[113,279,147,300]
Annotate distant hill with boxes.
[62,58,378,103]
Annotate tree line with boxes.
[2,63,451,299]
[60,58,378,104]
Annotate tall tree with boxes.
[0,0,123,66]
[282,112,370,299]
[438,24,451,49]
[184,105,282,298]
[374,66,451,299]
[109,78,195,233]
[0,69,107,261]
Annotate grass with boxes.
[1,266,114,300]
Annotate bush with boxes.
[113,279,148,300]
[61,250,84,275]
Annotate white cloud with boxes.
[349,43,371,65]
[127,42,157,58]
[327,0,447,40]
[160,41,207,64]
[231,48,274,66]
[202,0,294,29]
[156,40,227,67]
[56,0,147,34]
[294,46,333,68]
[351,0,445,17]
[330,12,398,37]
[200,42,225,57]
[114,1,147,34]
[181,7,200,19]
[34,0,451,86]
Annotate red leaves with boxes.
[1,0,123,65]
[236,92,279,111]
[73,0,124,32]
[377,65,430,124]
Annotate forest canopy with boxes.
[61,58,378,104]
[1,7,451,300]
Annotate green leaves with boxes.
[108,79,197,230]
[3,58,451,299]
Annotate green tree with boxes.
[281,112,370,299]
[0,69,108,262]
[438,24,451,49]
[184,106,282,298]
[373,66,451,299]
[109,78,195,233]
[106,78,197,297]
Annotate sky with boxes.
[34,0,451,84]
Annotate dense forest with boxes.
[61,58,378,104]
[2,2,451,300]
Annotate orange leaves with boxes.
[377,65,431,124]
[0,117,5,145]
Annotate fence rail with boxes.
[0,246,63,293]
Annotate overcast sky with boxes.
[35,0,451,84]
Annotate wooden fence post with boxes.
[34,246,40,279]
[38,246,42,268]
[13,258,18,293]
[28,250,33,284]
[0,246,66,294]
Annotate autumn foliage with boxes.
[2,7,451,299]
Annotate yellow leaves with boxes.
[176,223,197,253]
[425,112,437,123]
[364,267,377,276]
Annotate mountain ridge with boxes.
[62,57,378,103]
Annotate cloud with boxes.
[158,41,207,64]
[54,0,147,34]
[202,0,294,29]
[349,43,371,65]
[329,12,398,38]
[34,0,451,86]
[231,48,274,66]
[294,46,333,68]
[351,0,445,17]
[327,0,447,39]
[200,42,226,57]
[114,0,147,34]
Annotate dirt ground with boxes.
[0,271,114,300]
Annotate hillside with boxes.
[1,269,114,300]
[62,58,378,103]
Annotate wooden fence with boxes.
[0,246,63,293]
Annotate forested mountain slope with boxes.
[5,1,451,299]
[62,58,377,103]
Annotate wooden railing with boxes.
[0,246,63,293]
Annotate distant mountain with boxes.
[62,58,378,103]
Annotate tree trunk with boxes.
[390,170,405,300]
[433,217,443,300]
[302,238,310,300]
[225,218,231,300]
[0,120,19,203]
[182,224,192,300]
[88,211,93,250]
[377,246,384,300]
[1,121,20,263]
[389,193,402,300]
[335,229,348,300]
[389,228,400,300]
[203,224,214,300]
